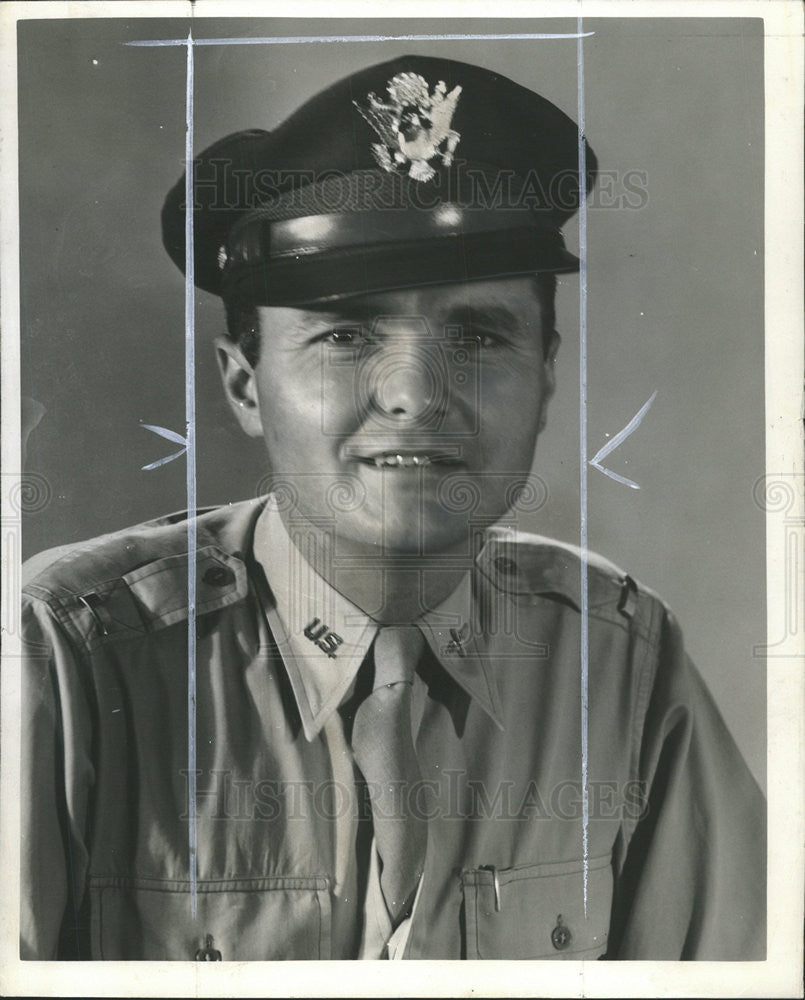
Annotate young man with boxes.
[20,54,765,960]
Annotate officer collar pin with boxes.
[445,623,470,657]
[303,617,344,659]
[353,72,462,182]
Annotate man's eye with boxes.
[462,329,501,348]
[318,327,368,345]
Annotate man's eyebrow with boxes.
[283,309,367,337]
[300,309,358,324]
[314,304,381,324]
[442,303,522,332]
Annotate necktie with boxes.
[351,625,427,928]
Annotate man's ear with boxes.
[214,336,264,438]
[538,330,561,433]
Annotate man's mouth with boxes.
[348,447,464,469]
[368,453,433,468]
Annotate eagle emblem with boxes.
[353,72,462,182]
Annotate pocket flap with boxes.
[89,875,330,960]
[462,854,612,959]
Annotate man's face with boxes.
[220,276,558,556]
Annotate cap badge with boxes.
[354,72,462,183]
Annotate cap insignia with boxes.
[353,72,462,183]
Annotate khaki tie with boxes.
[351,625,427,928]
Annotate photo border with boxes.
[1,1,802,996]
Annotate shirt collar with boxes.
[253,495,504,740]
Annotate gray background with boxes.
[18,16,766,788]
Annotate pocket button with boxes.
[550,915,572,951]
[195,934,222,961]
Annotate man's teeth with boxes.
[372,453,433,468]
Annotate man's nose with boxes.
[368,338,443,423]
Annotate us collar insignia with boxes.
[353,72,462,183]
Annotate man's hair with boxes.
[223,296,262,369]
[224,273,557,368]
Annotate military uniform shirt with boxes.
[20,496,766,960]
[251,495,433,958]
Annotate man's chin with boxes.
[333,509,485,560]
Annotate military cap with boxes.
[162,54,597,305]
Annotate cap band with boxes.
[221,224,577,306]
[223,202,567,268]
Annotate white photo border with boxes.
[1,2,802,997]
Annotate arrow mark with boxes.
[589,390,658,490]
[140,423,188,470]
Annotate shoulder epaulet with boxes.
[21,500,263,641]
[477,527,642,620]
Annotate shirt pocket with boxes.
[88,875,331,960]
[461,854,612,959]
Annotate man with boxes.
[20,54,765,960]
